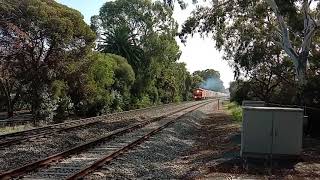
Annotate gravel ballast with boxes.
[85,101,220,179]
[21,103,204,180]
[0,101,203,172]
[85,101,320,179]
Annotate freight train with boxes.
[192,88,226,100]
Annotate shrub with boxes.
[226,102,243,122]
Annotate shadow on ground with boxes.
[180,111,320,179]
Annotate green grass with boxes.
[0,124,33,135]
[225,102,243,122]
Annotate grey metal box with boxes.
[241,107,303,157]
[242,100,265,107]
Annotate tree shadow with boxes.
[179,112,320,179]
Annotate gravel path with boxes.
[0,101,202,172]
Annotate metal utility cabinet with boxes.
[241,107,304,158]
[242,100,265,107]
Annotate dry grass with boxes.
[0,124,34,135]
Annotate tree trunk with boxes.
[267,0,317,105]
[7,101,14,118]
[297,67,306,87]
[297,52,308,86]
[31,83,41,126]
[32,102,40,126]
[296,53,308,106]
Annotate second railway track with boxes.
[0,101,197,148]
[0,100,213,180]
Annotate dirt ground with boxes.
[86,102,320,179]
[182,108,320,179]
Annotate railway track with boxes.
[0,118,105,147]
[0,100,212,179]
[0,101,194,148]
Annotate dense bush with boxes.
[226,102,242,122]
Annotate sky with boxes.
[56,0,234,88]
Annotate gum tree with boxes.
[93,0,185,104]
[0,0,95,120]
[173,0,320,102]
[266,0,320,86]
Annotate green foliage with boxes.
[193,69,220,80]
[226,102,242,122]
[135,95,153,109]
[190,74,203,89]
[229,80,252,105]
[51,80,70,121]
[192,69,225,92]
[69,52,115,116]
[88,53,115,90]
[228,56,298,105]
[0,0,230,123]
[0,0,95,121]
[110,54,135,94]
[304,47,320,107]
[173,63,190,101]
[229,70,299,106]
[109,54,135,111]
[178,0,320,103]
[62,51,136,116]
[51,80,68,99]
[94,0,192,105]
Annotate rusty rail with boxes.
[0,100,212,179]
[66,101,211,180]
[0,101,196,147]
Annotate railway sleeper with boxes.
[0,100,212,179]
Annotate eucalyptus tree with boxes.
[191,74,204,90]
[193,69,225,92]
[93,0,182,104]
[174,0,320,100]
[75,53,118,116]
[0,0,95,120]
[266,0,319,86]
[92,0,177,69]
[64,52,135,116]
[109,53,135,111]
[193,69,221,81]
[248,58,296,102]
[0,56,22,117]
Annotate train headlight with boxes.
[196,90,199,93]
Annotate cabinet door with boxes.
[242,110,273,154]
[272,111,303,155]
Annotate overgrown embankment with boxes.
[225,102,242,122]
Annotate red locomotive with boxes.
[193,88,225,100]
[193,88,214,100]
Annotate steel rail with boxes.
[66,101,212,180]
[0,100,188,139]
[0,118,106,147]
[0,100,212,180]
[0,101,194,147]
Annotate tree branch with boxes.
[266,0,300,68]
[301,0,318,55]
